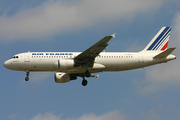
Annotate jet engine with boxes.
[54,72,77,83]
[54,59,75,69]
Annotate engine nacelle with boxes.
[54,72,77,83]
[54,59,75,69]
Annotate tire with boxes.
[82,80,88,86]
[25,77,29,81]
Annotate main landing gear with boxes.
[25,71,29,81]
[81,70,99,86]
[81,70,90,86]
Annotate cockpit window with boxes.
[12,56,19,59]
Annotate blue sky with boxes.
[1,0,180,120]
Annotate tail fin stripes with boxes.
[154,27,171,51]
[143,27,171,51]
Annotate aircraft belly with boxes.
[34,60,55,71]
[95,57,139,71]
[58,67,104,74]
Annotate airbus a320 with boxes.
[4,27,176,86]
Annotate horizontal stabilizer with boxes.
[91,74,99,79]
[153,47,176,58]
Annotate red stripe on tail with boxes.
[161,41,169,51]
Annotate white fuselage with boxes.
[4,51,176,74]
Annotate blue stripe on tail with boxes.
[147,27,171,50]
[152,28,171,50]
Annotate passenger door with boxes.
[24,52,30,62]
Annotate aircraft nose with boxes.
[4,60,11,69]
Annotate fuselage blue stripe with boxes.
[147,27,170,50]
[152,28,171,50]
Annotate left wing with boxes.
[74,33,116,67]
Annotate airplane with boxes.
[4,27,176,86]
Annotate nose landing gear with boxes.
[25,71,29,81]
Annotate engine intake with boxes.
[54,72,77,83]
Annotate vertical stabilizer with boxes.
[143,27,171,51]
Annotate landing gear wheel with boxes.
[25,77,29,81]
[25,71,30,81]
[85,70,91,77]
[82,79,88,86]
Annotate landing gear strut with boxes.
[25,71,29,81]
[85,70,91,77]
[81,70,90,86]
